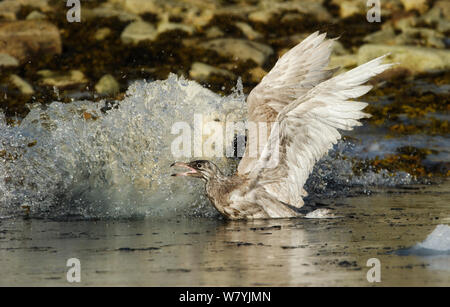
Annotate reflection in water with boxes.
[0,180,448,286]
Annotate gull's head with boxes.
[170,160,220,181]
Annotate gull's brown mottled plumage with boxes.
[172,32,393,220]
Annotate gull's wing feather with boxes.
[249,55,393,208]
[238,31,339,174]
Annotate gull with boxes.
[171,31,392,220]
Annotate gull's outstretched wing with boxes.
[238,31,339,175]
[248,55,392,208]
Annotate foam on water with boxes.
[417,224,450,252]
[0,75,413,219]
[395,225,450,260]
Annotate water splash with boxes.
[0,74,246,219]
[0,75,414,219]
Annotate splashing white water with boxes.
[417,224,450,252]
[0,74,413,219]
[0,74,247,219]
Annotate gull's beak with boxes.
[170,162,199,177]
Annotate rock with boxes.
[394,15,418,31]
[358,44,450,73]
[400,0,429,13]
[184,8,214,28]
[121,21,157,44]
[10,75,34,95]
[86,3,140,22]
[366,23,446,48]
[26,11,47,20]
[205,27,224,39]
[419,5,450,33]
[94,27,112,41]
[280,13,303,23]
[434,1,450,19]
[17,0,51,12]
[0,53,19,67]
[0,0,20,20]
[332,41,350,55]
[363,26,397,45]
[0,20,61,63]
[329,54,358,72]
[189,62,235,81]
[396,28,446,49]
[157,22,195,35]
[332,0,366,18]
[248,67,267,83]
[235,22,263,40]
[264,0,332,22]
[248,10,275,23]
[95,74,120,95]
[110,0,159,15]
[37,70,87,87]
[0,0,51,20]
[200,39,273,66]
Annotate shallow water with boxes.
[1,180,448,286]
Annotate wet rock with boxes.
[10,75,34,95]
[95,74,120,95]
[0,53,19,67]
[329,54,357,72]
[396,28,446,49]
[94,27,112,41]
[333,0,366,18]
[280,12,303,23]
[420,6,450,33]
[26,11,47,20]
[86,2,140,22]
[0,0,51,20]
[200,39,273,66]
[363,26,397,45]
[121,21,157,44]
[0,0,20,20]
[189,62,235,81]
[111,0,159,15]
[332,41,350,55]
[157,22,195,35]
[37,70,88,88]
[271,1,332,21]
[184,8,214,28]
[364,25,445,49]
[248,66,267,83]
[434,1,450,19]
[205,26,224,39]
[358,44,450,73]
[235,22,263,40]
[400,0,429,13]
[248,10,274,23]
[0,20,61,63]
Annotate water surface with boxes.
[1,180,448,286]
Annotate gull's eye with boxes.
[196,163,202,169]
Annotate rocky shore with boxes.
[0,0,448,178]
